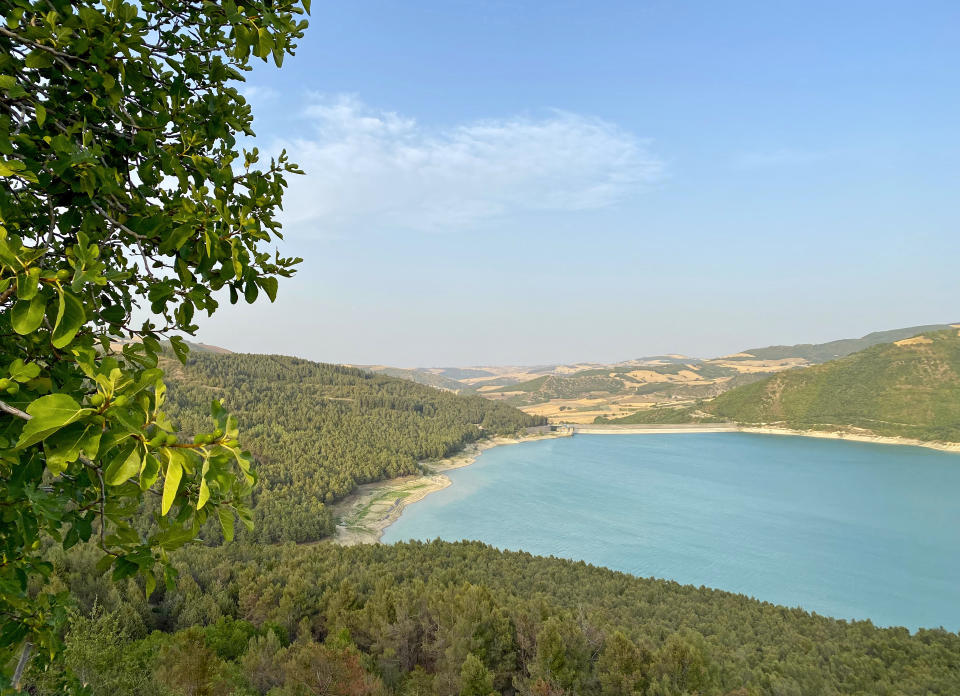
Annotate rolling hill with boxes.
[188,322,960,426]
[610,329,960,442]
[355,365,471,392]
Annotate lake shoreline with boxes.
[370,427,960,632]
[576,423,960,453]
[330,430,570,546]
[332,423,959,547]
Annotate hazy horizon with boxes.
[192,317,956,369]
[193,1,958,366]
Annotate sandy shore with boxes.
[575,423,960,453]
[331,431,569,546]
[736,426,960,453]
[575,424,741,435]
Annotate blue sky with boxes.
[195,1,960,366]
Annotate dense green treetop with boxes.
[23,540,960,695]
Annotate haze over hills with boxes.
[176,321,960,437]
[610,328,960,443]
[361,322,958,423]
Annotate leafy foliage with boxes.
[0,0,309,680]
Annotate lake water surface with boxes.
[382,433,960,631]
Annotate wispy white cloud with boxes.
[240,85,280,105]
[733,148,826,170]
[272,94,663,235]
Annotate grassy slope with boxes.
[488,364,740,403]
[706,329,960,440]
[609,330,960,441]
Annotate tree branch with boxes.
[0,26,81,70]
[0,398,30,420]
[90,201,149,240]
[12,640,32,690]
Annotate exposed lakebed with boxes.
[382,433,960,631]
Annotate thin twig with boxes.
[90,201,149,240]
[0,26,78,71]
[96,466,108,550]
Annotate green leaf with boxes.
[104,440,141,486]
[140,453,160,491]
[161,450,184,515]
[8,359,41,382]
[243,279,258,304]
[17,394,93,449]
[10,294,47,334]
[95,554,116,576]
[16,267,40,300]
[258,276,278,302]
[218,507,235,542]
[44,422,100,475]
[51,288,85,348]
[169,335,189,364]
[111,557,138,581]
[26,376,52,394]
[35,103,46,127]
[164,565,178,591]
[197,455,211,509]
[144,570,156,599]
[0,159,26,176]
[197,477,210,509]
[25,51,54,69]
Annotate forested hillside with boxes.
[705,329,960,440]
[163,353,543,542]
[606,330,960,442]
[29,541,960,695]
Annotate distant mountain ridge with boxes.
[739,323,957,363]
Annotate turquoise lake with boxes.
[382,433,960,632]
